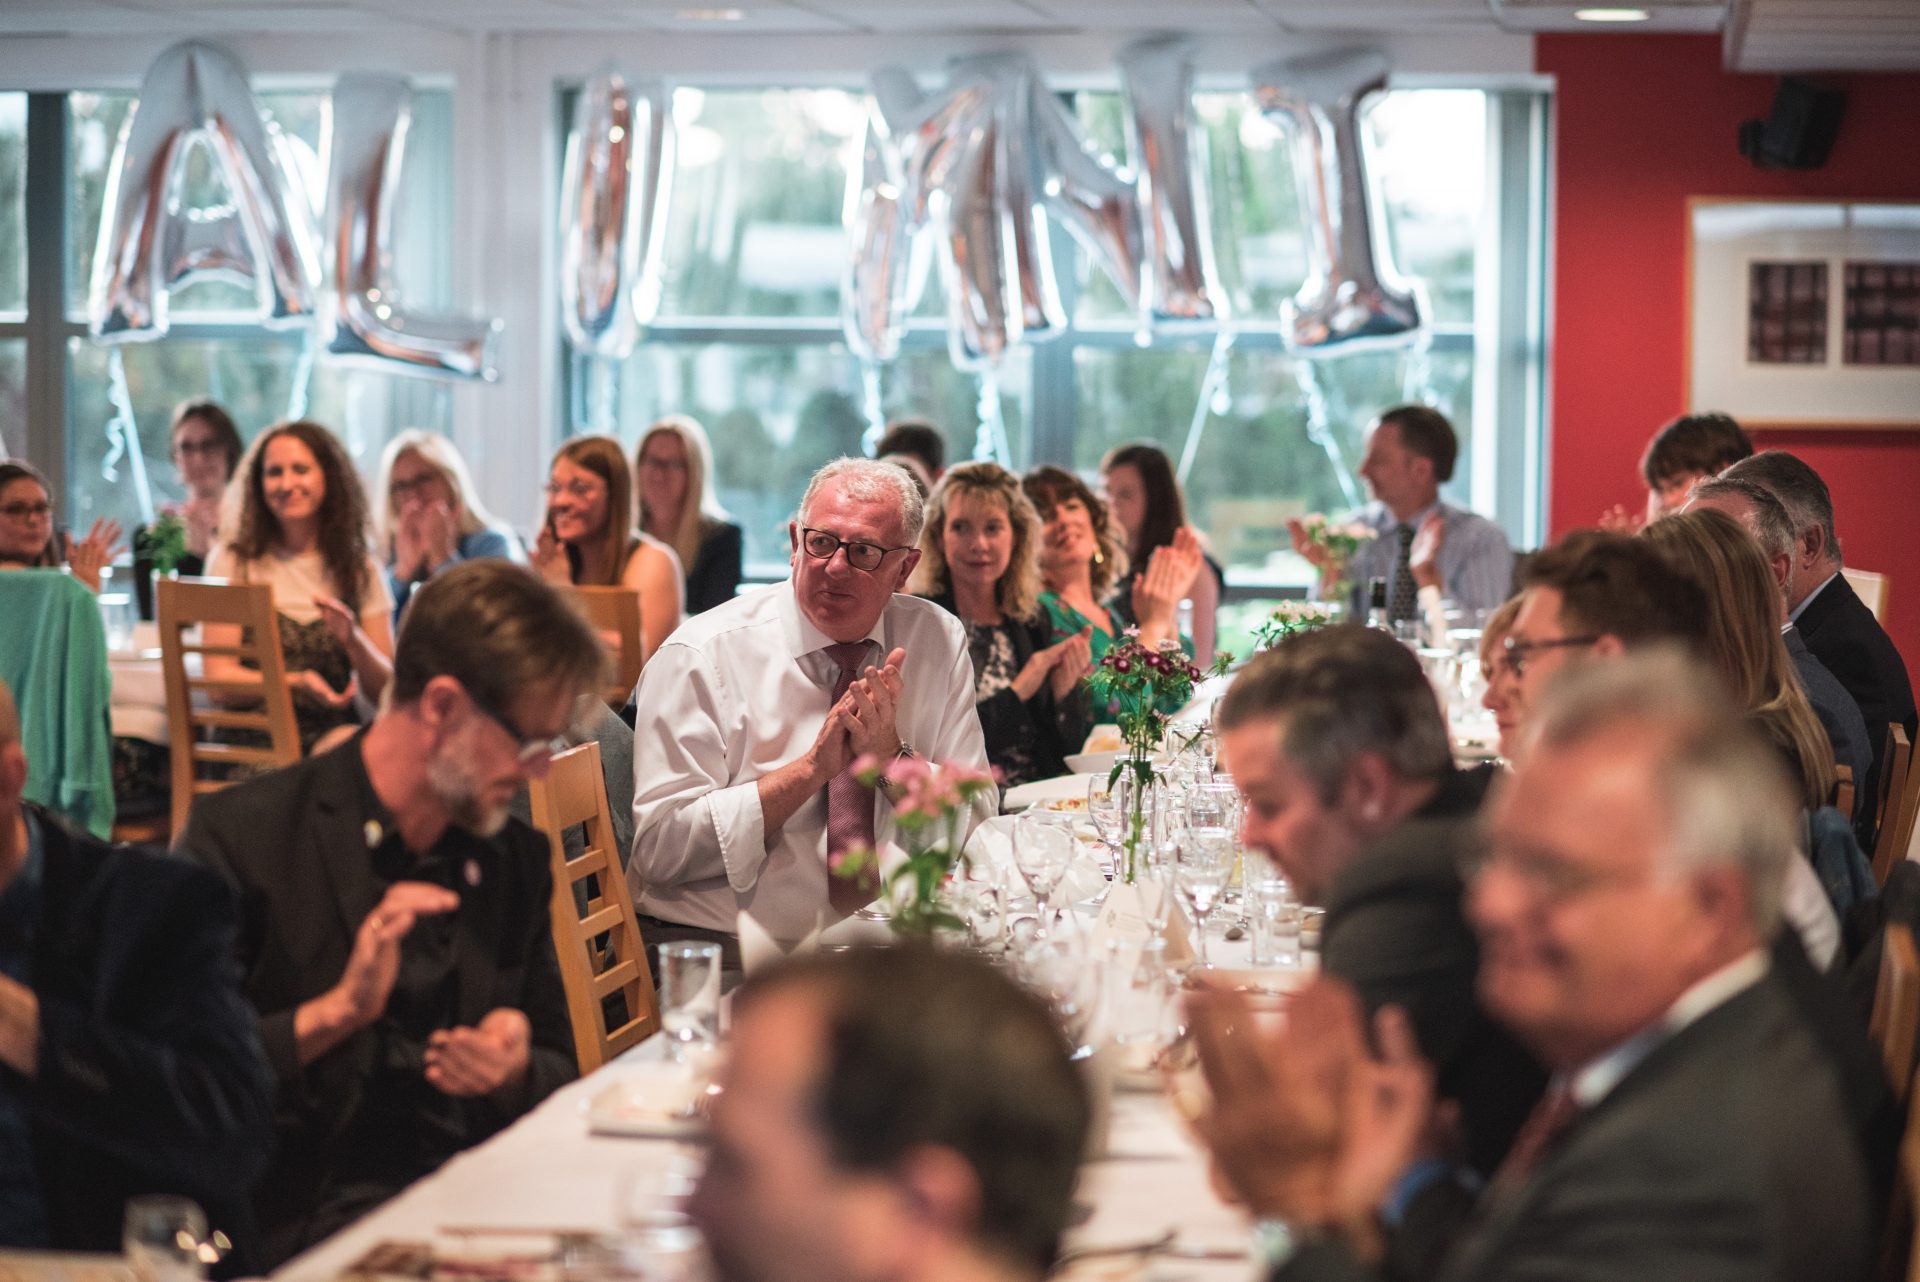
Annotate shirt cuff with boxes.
[709,778,771,893]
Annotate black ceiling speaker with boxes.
[1739,78,1847,170]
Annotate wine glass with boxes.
[1086,777,1123,870]
[1176,827,1233,969]
[1014,812,1075,934]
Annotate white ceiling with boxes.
[0,0,1914,71]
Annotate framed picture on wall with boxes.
[1687,199,1920,428]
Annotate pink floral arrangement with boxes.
[832,755,1000,938]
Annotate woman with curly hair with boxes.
[1019,465,1194,662]
[910,463,1093,786]
[532,434,683,665]
[206,420,393,753]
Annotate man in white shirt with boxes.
[628,459,990,959]
[1186,652,1873,1281]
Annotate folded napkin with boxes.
[738,908,900,974]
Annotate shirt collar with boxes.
[1789,571,1840,623]
[1567,949,1770,1109]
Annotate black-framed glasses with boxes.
[799,527,911,573]
[0,502,52,521]
[389,473,442,499]
[1502,633,1600,678]
[463,684,572,763]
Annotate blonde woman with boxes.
[374,429,524,615]
[1641,508,1837,814]
[911,463,1093,785]
[634,416,742,615]
[531,435,683,664]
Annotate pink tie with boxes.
[1491,1083,1581,1194]
[823,641,879,915]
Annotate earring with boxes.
[1092,547,1104,566]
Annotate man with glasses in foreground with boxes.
[1190,652,1873,1281]
[178,560,604,1266]
[630,458,990,971]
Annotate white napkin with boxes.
[738,911,821,975]
[965,815,1108,903]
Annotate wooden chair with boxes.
[157,578,301,838]
[1880,726,1920,888]
[1834,764,1856,825]
[1872,924,1920,1104]
[529,741,659,1073]
[563,586,644,708]
[1843,567,1890,623]
[1883,1058,1920,1282]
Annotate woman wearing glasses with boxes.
[634,416,742,616]
[374,430,525,617]
[161,399,244,576]
[910,463,1092,786]
[532,435,684,665]
[205,420,394,755]
[0,460,122,593]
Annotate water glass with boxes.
[1185,783,1241,843]
[658,941,722,1062]
[1176,828,1233,968]
[99,576,136,653]
[615,1159,703,1280]
[1246,876,1304,968]
[1107,937,1178,1051]
[1014,811,1075,931]
[124,1195,207,1282]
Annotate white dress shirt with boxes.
[628,581,991,942]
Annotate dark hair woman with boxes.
[1100,441,1223,664]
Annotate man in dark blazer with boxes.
[1191,652,1874,1282]
[178,562,608,1266]
[0,680,271,1260]
[1216,626,1544,1183]
[1723,451,1916,840]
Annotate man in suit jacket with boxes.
[1217,626,1543,1182]
[1722,451,1916,840]
[1191,652,1874,1282]
[178,562,608,1266]
[0,680,271,1260]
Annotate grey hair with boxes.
[1526,647,1793,939]
[1721,450,1842,569]
[799,457,926,546]
[1216,625,1452,805]
[1690,475,1795,566]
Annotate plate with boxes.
[583,1064,711,1139]
[1003,773,1101,813]
[1064,750,1124,776]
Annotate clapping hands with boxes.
[66,518,124,593]
[1131,528,1205,645]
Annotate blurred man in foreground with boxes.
[691,946,1089,1282]
[1191,652,1873,1282]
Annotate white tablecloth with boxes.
[272,1037,1261,1282]
[109,622,168,745]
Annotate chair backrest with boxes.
[1880,726,1920,888]
[1843,567,1890,623]
[1873,923,1920,1102]
[157,577,301,838]
[1834,764,1856,826]
[562,586,644,708]
[528,740,659,1073]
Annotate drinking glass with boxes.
[1247,875,1304,968]
[615,1158,703,1281]
[1013,812,1075,932]
[1137,846,1176,936]
[658,942,722,1063]
[1086,778,1123,869]
[1108,937,1179,1051]
[1176,828,1233,968]
[124,1195,207,1282]
[1186,783,1241,843]
[1021,922,1095,1049]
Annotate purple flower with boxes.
[1113,657,1132,674]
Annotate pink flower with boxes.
[1113,657,1132,674]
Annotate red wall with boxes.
[1539,33,1920,684]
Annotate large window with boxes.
[4,85,454,535]
[566,83,1547,632]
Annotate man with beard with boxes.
[178,560,604,1266]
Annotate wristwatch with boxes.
[894,738,916,761]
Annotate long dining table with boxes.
[272,1023,1267,1282]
